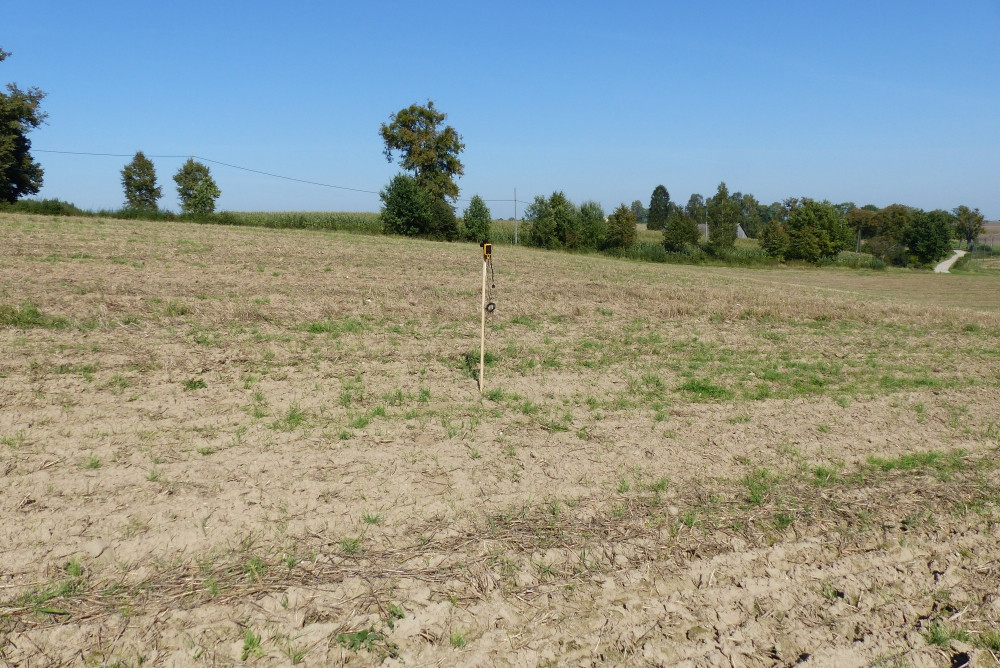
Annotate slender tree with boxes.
[121,151,162,211]
[629,199,647,224]
[549,191,580,249]
[739,193,763,238]
[579,200,607,249]
[0,48,46,203]
[647,185,670,231]
[685,194,707,233]
[462,194,492,241]
[707,182,740,252]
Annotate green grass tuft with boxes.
[743,468,776,505]
[677,379,733,401]
[304,318,366,337]
[0,302,68,329]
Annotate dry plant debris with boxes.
[1,213,999,666]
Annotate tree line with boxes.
[376,102,638,253]
[117,152,221,216]
[1,48,221,215]
[520,181,985,267]
[1,60,989,268]
[376,101,986,268]
[639,181,984,265]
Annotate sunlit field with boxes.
[2,212,999,666]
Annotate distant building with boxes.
[697,224,747,240]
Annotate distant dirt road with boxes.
[934,249,967,273]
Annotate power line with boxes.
[34,148,536,207]
[36,149,381,195]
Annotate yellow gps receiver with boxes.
[481,240,492,260]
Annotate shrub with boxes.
[834,251,886,270]
[760,220,790,260]
[461,194,492,241]
[711,244,776,267]
[604,203,637,250]
[629,241,666,262]
[524,194,560,249]
[0,198,85,216]
[380,173,456,240]
[578,200,606,249]
[662,210,699,251]
[524,192,587,249]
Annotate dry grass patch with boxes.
[2,212,1000,665]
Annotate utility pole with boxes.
[514,188,518,245]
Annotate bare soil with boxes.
[1,214,999,667]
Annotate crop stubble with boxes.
[1,213,999,666]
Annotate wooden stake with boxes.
[479,254,487,393]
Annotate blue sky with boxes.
[5,1,999,218]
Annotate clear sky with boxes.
[4,1,999,218]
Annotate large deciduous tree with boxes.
[867,204,915,261]
[380,100,464,203]
[904,209,954,265]
[953,205,985,249]
[121,151,162,211]
[549,191,581,249]
[647,185,670,231]
[0,48,46,203]
[871,204,913,242]
[783,198,850,262]
[845,207,877,250]
[173,158,220,215]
